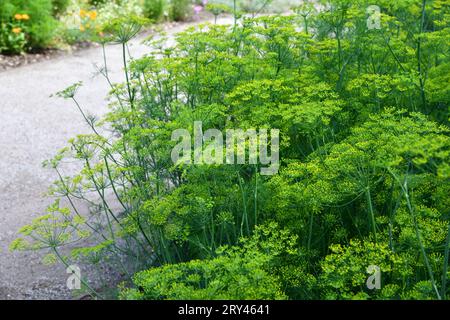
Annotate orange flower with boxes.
[12,27,22,34]
[88,11,97,20]
[14,13,30,20]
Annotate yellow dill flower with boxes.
[12,27,22,34]
[14,14,22,20]
[21,14,30,20]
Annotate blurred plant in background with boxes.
[59,0,145,45]
[206,3,232,23]
[0,0,298,55]
[0,0,58,54]
[143,0,167,21]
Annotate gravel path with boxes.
[0,17,232,300]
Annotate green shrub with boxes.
[121,224,295,300]
[121,246,286,300]
[169,0,192,21]
[95,0,145,27]
[51,0,70,16]
[0,0,58,53]
[319,240,410,300]
[144,0,166,21]
[0,22,26,54]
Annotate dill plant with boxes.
[11,0,450,300]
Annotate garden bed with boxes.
[0,42,92,72]
[0,17,205,72]
[0,0,216,71]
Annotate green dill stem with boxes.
[81,157,150,258]
[366,187,377,244]
[52,247,102,299]
[233,0,237,29]
[441,222,450,298]
[389,167,441,300]
[237,171,249,237]
[417,0,428,109]
[254,166,258,226]
[307,212,314,251]
[122,42,134,111]
[71,97,102,137]
[101,43,127,110]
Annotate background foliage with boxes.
[0,0,58,53]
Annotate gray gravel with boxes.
[0,17,233,300]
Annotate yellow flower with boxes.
[79,9,87,18]
[12,27,22,34]
[79,25,85,32]
[88,11,97,20]
[14,13,30,20]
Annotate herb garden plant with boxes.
[11,0,450,300]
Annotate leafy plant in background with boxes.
[143,0,167,21]
[205,3,232,23]
[51,0,71,16]
[58,0,146,46]
[239,0,273,16]
[0,0,58,54]
[169,0,193,21]
[0,0,200,54]
[95,0,145,26]
[0,15,28,54]
[11,0,450,300]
